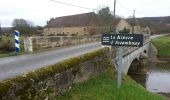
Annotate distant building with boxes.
[125,19,152,35]
[44,13,151,36]
[132,25,151,35]
[1,27,13,34]
[134,25,142,34]
[116,19,132,33]
[43,12,100,36]
[143,26,151,35]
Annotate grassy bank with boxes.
[56,69,167,100]
[0,35,24,58]
[0,51,24,58]
[152,35,170,57]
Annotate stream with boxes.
[128,44,170,98]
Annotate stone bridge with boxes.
[0,34,162,99]
[108,35,150,74]
[118,34,166,74]
[121,43,149,74]
[24,34,151,75]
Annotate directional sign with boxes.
[102,34,144,47]
[102,33,144,89]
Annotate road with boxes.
[0,34,165,81]
[0,42,101,80]
[150,34,167,40]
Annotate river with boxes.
[128,44,170,98]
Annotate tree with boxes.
[97,7,114,33]
[119,27,130,34]
[12,18,36,35]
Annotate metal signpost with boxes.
[102,33,143,89]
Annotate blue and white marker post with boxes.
[14,30,20,53]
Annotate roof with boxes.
[116,19,131,28]
[45,12,100,28]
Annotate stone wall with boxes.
[43,26,114,36]
[43,27,89,36]
[0,47,115,100]
[24,35,101,52]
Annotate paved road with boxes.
[0,34,165,80]
[0,42,102,80]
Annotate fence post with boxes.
[24,37,33,52]
[60,36,64,45]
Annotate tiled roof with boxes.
[45,12,100,28]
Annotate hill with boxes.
[128,16,170,34]
[1,27,13,34]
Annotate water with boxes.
[146,62,170,93]
[128,44,170,97]
[129,61,170,97]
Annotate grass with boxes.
[0,34,24,58]
[0,51,24,58]
[152,35,170,56]
[56,69,167,100]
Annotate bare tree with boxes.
[97,7,114,33]
[12,18,36,35]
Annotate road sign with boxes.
[102,34,143,47]
[102,33,144,89]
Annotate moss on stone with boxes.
[0,80,12,97]
[51,62,66,73]
[0,47,110,98]
[51,48,109,74]
[45,86,54,94]
[34,67,54,80]
[81,48,108,62]
[25,71,39,82]
[65,57,81,68]
[10,76,28,83]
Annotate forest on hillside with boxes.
[128,16,170,34]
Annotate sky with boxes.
[0,0,170,27]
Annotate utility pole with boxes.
[132,9,135,34]
[113,0,116,33]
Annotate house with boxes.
[116,19,152,35]
[132,25,151,35]
[116,19,132,33]
[124,19,152,35]
[143,26,151,35]
[43,12,100,36]
[44,12,151,35]
[133,25,142,33]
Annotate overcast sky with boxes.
[0,0,170,27]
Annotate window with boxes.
[84,28,86,31]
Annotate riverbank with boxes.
[0,35,24,58]
[151,35,170,57]
[151,35,170,98]
[0,51,24,58]
[152,35,170,63]
[56,68,167,100]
